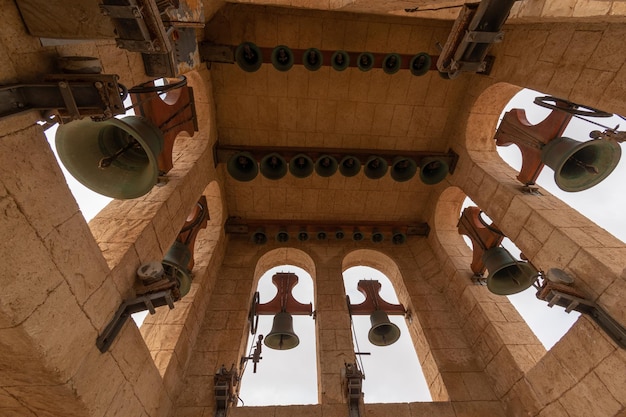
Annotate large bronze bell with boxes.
[162,240,193,298]
[289,153,314,178]
[55,116,163,199]
[482,247,537,295]
[364,156,388,179]
[339,155,361,177]
[315,155,338,177]
[264,311,300,350]
[368,310,401,346]
[541,136,621,192]
[227,151,258,182]
[419,157,449,185]
[235,42,263,72]
[390,156,417,182]
[260,152,288,180]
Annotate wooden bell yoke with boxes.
[457,206,504,276]
[494,98,574,186]
[130,77,199,175]
[347,280,406,316]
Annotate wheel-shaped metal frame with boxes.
[533,96,612,118]
[248,291,260,334]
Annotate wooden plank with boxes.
[15,0,115,39]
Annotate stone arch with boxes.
[240,247,319,405]
[341,249,442,401]
[342,249,406,303]
[252,247,317,289]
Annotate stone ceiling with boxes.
[206,5,475,224]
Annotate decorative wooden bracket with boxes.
[254,273,313,316]
[130,77,198,175]
[347,280,405,316]
[457,206,504,276]
[494,100,573,185]
[175,195,209,271]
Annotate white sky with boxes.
[45,87,625,405]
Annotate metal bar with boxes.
[225,218,430,237]
[215,143,458,167]
[96,290,175,353]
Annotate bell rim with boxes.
[288,153,315,178]
[227,151,259,182]
[302,48,323,71]
[542,137,622,192]
[271,45,295,72]
[55,116,163,199]
[235,42,263,72]
[260,152,288,180]
[409,52,431,76]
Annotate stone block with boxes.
[275,404,322,417]
[538,401,570,417]
[71,348,127,417]
[83,276,123,332]
[525,353,577,407]
[0,195,65,325]
[594,349,626,407]
[485,347,524,398]
[559,371,622,417]
[503,377,541,417]
[364,402,409,417]
[21,282,97,382]
[452,400,505,417]
[104,382,147,417]
[431,348,483,373]
[44,212,110,306]
[408,402,455,417]
[110,323,151,384]
[551,317,614,380]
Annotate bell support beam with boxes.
[0,73,125,122]
[200,42,438,71]
[342,362,365,417]
[535,272,626,350]
[130,77,198,174]
[97,196,208,352]
[347,280,406,316]
[494,100,574,186]
[225,218,430,239]
[457,206,504,276]
[215,143,458,174]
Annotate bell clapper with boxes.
[99,137,140,169]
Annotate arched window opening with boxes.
[344,266,431,403]
[239,264,318,406]
[497,89,626,243]
[460,197,579,349]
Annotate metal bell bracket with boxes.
[342,362,365,417]
[0,73,126,122]
[534,270,626,350]
[347,280,406,316]
[457,206,504,277]
[214,364,239,417]
[129,76,198,175]
[248,273,313,334]
[135,195,208,296]
[436,0,517,78]
[96,289,175,353]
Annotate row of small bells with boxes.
[251,228,408,245]
[228,151,449,183]
[235,42,432,76]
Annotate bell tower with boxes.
[0,1,625,417]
